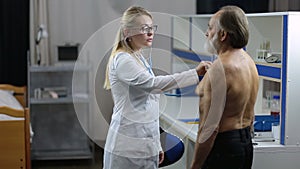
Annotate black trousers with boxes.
[202,126,253,169]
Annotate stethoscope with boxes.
[124,36,154,75]
[135,49,153,75]
[140,55,153,75]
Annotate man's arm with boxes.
[191,60,226,169]
[190,126,218,169]
[191,74,218,169]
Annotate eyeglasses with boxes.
[132,24,158,34]
[141,25,158,34]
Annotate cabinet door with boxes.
[172,17,191,51]
[31,104,91,159]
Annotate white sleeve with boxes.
[114,53,199,93]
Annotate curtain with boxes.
[196,0,269,14]
[0,0,29,86]
[269,0,300,11]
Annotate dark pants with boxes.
[202,126,253,169]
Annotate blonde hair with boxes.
[103,6,152,90]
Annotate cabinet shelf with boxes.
[29,65,89,72]
[259,76,281,83]
[30,95,89,104]
[256,63,281,80]
[172,48,213,63]
[31,149,93,160]
[255,62,281,68]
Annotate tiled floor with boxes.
[31,146,103,169]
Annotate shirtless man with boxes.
[190,6,259,169]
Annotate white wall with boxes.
[42,0,196,144]
[47,0,196,66]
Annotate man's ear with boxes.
[220,30,227,42]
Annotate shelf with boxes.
[256,64,281,80]
[31,149,94,160]
[259,76,281,83]
[30,95,89,104]
[255,62,281,68]
[29,65,89,72]
[172,48,214,62]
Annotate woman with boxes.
[103,6,211,169]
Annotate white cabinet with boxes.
[246,13,300,146]
[166,12,300,169]
[28,65,94,160]
[171,12,300,146]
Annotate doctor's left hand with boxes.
[159,151,164,164]
[195,61,212,76]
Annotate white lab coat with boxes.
[103,52,199,169]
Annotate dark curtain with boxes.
[197,0,270,14]
[0,0,29,86]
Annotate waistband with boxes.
[215,126,251,143]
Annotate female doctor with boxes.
[103,6,211,169]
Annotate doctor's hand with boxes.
[159,151,164,164]
[196,61,212,76]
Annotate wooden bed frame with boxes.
[0,84,31,169]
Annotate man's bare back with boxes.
[196,49,259,133]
